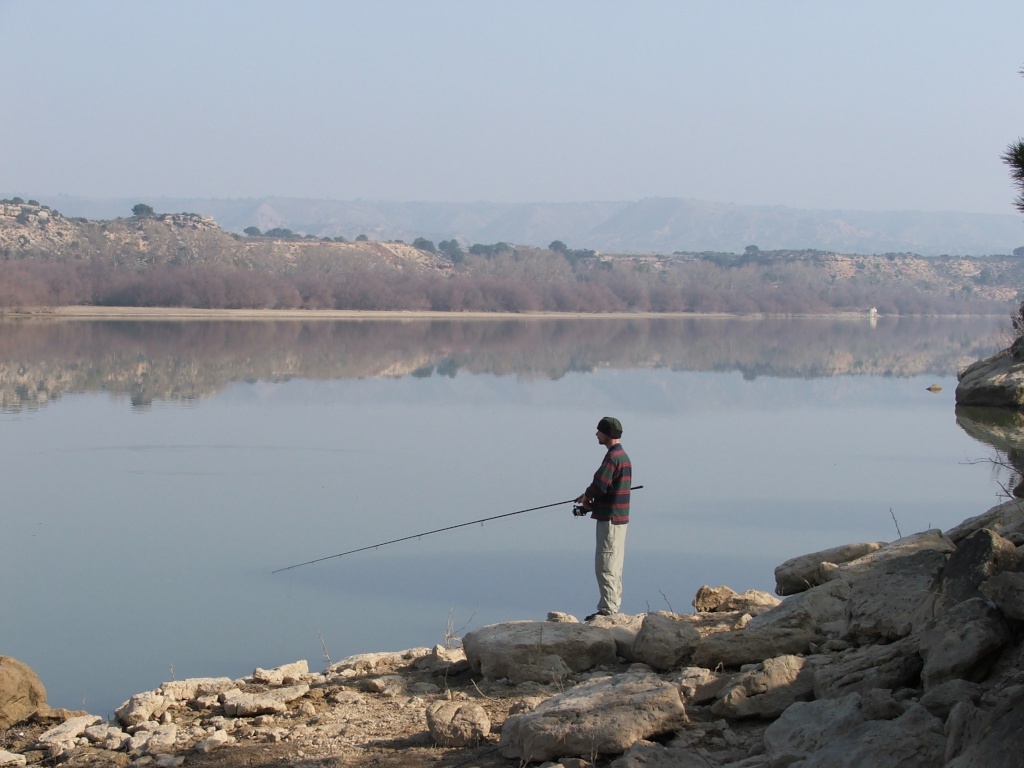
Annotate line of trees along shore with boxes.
[0,250,1017,315]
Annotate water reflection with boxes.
[0,314,1010,717]
[955,405,1024,494]
[0,315,1004,411]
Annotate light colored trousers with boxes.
[595,521,628,614]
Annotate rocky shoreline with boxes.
[3,494,1024,768]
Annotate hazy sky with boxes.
[3,1,1024,214]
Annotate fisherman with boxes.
[575,416,632,621]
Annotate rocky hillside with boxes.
[2,199,1022,313]
[0,200,449,275]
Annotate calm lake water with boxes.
[0,314,1013,717]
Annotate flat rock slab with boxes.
[692,627,820,670]
[500,672,687,762]
[463,621,618,679]
[774,542,884,596]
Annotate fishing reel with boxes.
[572,502,589,517]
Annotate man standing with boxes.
[576,416,631,621]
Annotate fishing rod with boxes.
[271,485,643,574]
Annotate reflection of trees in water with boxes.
[0,316,1003,410]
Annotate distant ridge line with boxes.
[9,194,1024,257]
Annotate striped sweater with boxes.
[586,443,632,524]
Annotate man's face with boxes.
[596,429,610,446]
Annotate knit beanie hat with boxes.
[597,417,623,438]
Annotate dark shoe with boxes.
[585,611,611,622]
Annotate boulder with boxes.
[0,656,47,729]
[762,693,867,759]
[692,585,737,612]
[710,654,816,719]
[506,654,573,685]
[692,627,820,670]
[774,542,884,595]
[115,691,170,726]
[746,579,850,633]
[979,571,1024,620]
[463,621,618,679]
[499,672,687,762]
[425,700,490,747]
[631,612,702,671]
[955,347,1024,408]
[252,660,309,685]
[813,636,922,700]
[944,681,1024,767]
[159,677,234,702]
[944,498,1024,543]
[672,666,719,699]
[716,589,780,615]
[937,528,1022,610]
[126,722,178,756]
[194,729,236,754]
[918,598,1009,688]
[919,679,984,720]
[830,531,953,642]
[582,612,645,661]
[683,610,750,637]
[219,684,309,717]
[784,703,945,768]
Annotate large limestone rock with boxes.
[956,347,1024,408]
[252,660,309,685]
[762,694,868,759]
[828,530,953,642]
[425,700,490,747]
[775,702,945,768]
[774,542,884,596]
[944,678,1024,767]
[919,679,984,720]
[979,571,1024,620]
[937,528,1022,611]
[813,636,922,700]
[463,621,618,679]
[945,498,1024,543]
[691,627,820,670]
[115,691,170,726]
[918,598,1010,688]
[716,589,780,615]
[746,579,850,633]
[499,672,687,762]
[631,612,702,671]
[709,654,816,719]
[219,684,309,717]
[692,585,736,612]
[0,657,47,729]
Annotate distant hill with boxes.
[1,198,1021,315]
[19,194,1024,257]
